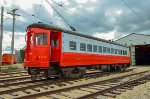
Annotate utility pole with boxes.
[7,9,20,66]
[0,6,4,72]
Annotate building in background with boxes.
[115,33,150,66]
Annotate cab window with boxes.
[35,33,47,45]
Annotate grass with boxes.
[0,64,24,72]
[7,65,19,70]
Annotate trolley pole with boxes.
[0,6,4,72]
[7,9,20,66]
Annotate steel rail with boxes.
[13,70,150,99]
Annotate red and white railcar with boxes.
[23,23,130,80]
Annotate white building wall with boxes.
[115,33,150,46]
[130,45,136,66]
[115,33,150,66]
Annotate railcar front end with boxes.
[24,27,62,80]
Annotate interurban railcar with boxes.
[23,23,130,80]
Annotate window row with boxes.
[69,41,128,55]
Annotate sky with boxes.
[1,0,150,53]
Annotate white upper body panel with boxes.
[62,32,129,56]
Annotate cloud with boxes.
[92,26,126,40]
[2,0,150,53]
[2,31,26,54]
[4,0,150,34]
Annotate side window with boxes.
[111,48,114,54]
[80,43,86,51]
[107,47,110,54]
[98,46,102,53]
[87,44,92,52]
[93,45,97,52]
[121,50,122,55]
[118,50,120,55]
[69,41,76,50]
[125,51,127,55]
[103,47,107,53]
[115,49,117,54]
[124,50,127,55]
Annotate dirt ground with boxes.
[108,65,150,99]
[114,81,150,99]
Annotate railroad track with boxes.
[0,71,27,76]
[0,68,134,89]
[0,71,28,80]
[78,75,150,99]
[0,71,112,94]
[0,76,31,83]
[16,70,150,99]
[0,69,149,99]
[0,68,134,87]
[0,74,29,80]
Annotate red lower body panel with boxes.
[23,60,49,68]
[60,52,130,67]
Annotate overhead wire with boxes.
[1,4,51,24]
[32,0,44,22]
[45,0,76,31]
[120,0,145,21]
[50,0,102,27]
[0,14,27,25]
[18,9,52,24]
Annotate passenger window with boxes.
[69,41,76,50]
[121,50,122,55]
[87,44,92,52]
[107,48,110,53]
[115,49,117,54]
[80,43,86,51]
[118,50,120,55]
[111,48,114,54]
[35,33,47,45]
[125,51,127,55]
[124,50,127,55]
[93,45,97,52]
[98,46,102,53]
[103,47,107,53]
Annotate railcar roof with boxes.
[27,23,128,48]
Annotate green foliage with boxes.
[20,50,25,62]
[7,65,19,70]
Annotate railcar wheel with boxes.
[31,75,37,81]
[44,70,48,79]
[27,68,31,75]
[60,67,86,78]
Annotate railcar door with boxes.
[51,32,61,62]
